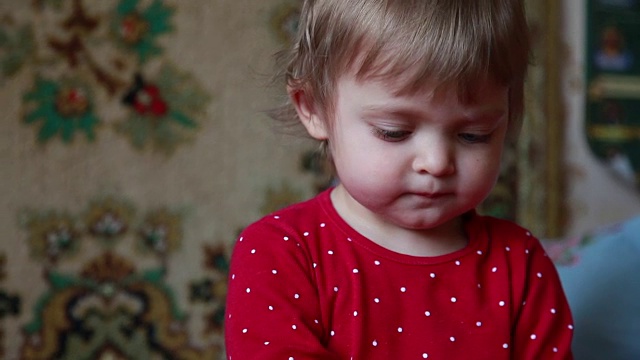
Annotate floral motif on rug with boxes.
[17,196,229,359]
[4,0,211,155]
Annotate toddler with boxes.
[225,0,574,359]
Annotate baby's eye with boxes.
[459,133,491,144]
[373,128,411,142]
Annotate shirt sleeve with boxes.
[224,219,340,360]
[511,237,574,360]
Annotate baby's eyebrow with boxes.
[361,110,427,125]
[361,104,507,122]
[360,103,426,118]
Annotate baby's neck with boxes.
[330,186,468,257]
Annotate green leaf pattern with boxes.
[7,0,211,154]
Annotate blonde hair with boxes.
[272,0,531,140]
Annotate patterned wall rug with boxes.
[0,0,563,358]
[16,196,228,359]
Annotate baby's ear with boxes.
[288,86,329,140]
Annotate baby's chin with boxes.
[379,209,464,232]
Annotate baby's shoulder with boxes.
[481,215,533,236]
[473,214,542,251]
[240,193,328,241]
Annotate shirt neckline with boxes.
[317,187,487,265]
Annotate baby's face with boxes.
[324,73,509,234]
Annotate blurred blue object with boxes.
[548,216,640,360]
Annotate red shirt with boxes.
[225,189,573,359]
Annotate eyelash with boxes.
[373,128,411,142]
[373,128,492,144]
[458,133,492,144]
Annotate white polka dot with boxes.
[272,270,278,274]
[239,236,244,242]
[553,347,558,353]
[455,260,461,265]
[294,293,300,299]
[372,340,378,346]
[476,321,482,327]
[537,272,542,278]
[499,301,505,306]
[242,329,248,333]
[292,325,297,330]
[289,357,293,360]
[530,334,537,340]
[450,337,455,342]
[246,288,251,293]
[334,286,339,292]
[231,274,235,280]
[526,231,531,236]
[525,249,530,254]
[425,311,431,316]
[374,260,381,265]
[283,236,289,241]
[478,283,482,288]
[503,343,509,349]
[430,273,436,278]
[374,298,380,303]
[314,319,319,324]
[568,324,574,330]
[353,269,359,273]
[274,216,280,219]
[328,250,334,255]
[268,306,274,310]
[320,223,326,227]
[451,297,457,303]
[401,287,407,292]
[551,308,557,314]
[251,249,256,254]
[313,263,317,268]
[264,341,270,345]
[492,267,497,272]
[398,327,403,332]
[423,354,429,359]
[353,311,358,316]
[347,237,353,242]
[303,232,309,236]
[505,246,511,251]
[331,330,335,336]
